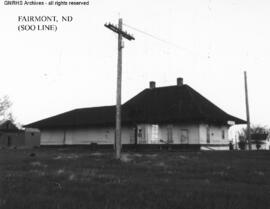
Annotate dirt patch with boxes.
[90,152,104,156]
[155,162,166,167]
[178,155,188,160]
[133,153,143,157]
[254,171,264,176]
[56,169,65,175]
[30,169,46,176]
[53,153,79,160]
[145,154,158,158]
[30,161,48,168]
[69,173,76,181]
[120,153,133,162]
[30,161,42,166]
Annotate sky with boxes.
[0,0,270,132]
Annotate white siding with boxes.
[137,124,200,144]
[136,124,153,144]
[40,126,132,145]
[199,124,229,144]
[171,124,199,144]
[40,123,230,146]
[41,130,65,145]
[265,139,270,150]
[199,124,207,144]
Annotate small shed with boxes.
[0,120,40,148]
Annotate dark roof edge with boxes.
[23,105,115,128]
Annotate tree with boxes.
[238,125,269,150]
[0,95,14,122]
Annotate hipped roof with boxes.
[25,106,116,129]
[25,84,246,129]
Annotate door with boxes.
[180,129,189,144]
[206,126,210,143]
[151,125,159,144]
[137,126,146,144]
[7,136,12,147]
[130,126,137,144]
[167,125,173,144]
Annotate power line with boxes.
[123,23,211,60]
[123,23,198,55]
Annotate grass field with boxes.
[0,148,270,209]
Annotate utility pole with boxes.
[105,19,135,159]
[244,71,251,150]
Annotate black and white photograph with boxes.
[0,1,270,208]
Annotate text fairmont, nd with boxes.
[18,15,73,32]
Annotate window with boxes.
[137,127,146,144]
[138,129,142,137]
[151,125,159,144]
[167,125,173,144]
[180,129,189,144]
[222,130,225,139]
[206,126,210,143]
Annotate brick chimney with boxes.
[177,77,183,86]
[149,81,156,89]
